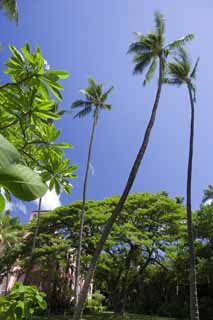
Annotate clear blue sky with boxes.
[0,1,212,222]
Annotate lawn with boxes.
[35,312,177,320]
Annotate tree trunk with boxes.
[24,198,42,284]
[186,83,199,320]
[73,57,164,320]
[74,114,97,306]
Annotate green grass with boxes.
[35,312,176,320]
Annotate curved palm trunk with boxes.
[186,83,200,320]
[73,57,164,320]
[24,198,42,284]
[74,115,97,306]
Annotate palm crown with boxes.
[0,0,18,23]
[202,185,213,203]
[0,211,21,255]
[165,47,199,100]
[128,11,194,85]
[72,77,113,122]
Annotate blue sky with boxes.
[0,1,212,222]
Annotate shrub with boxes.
[0,282,47,319]
[86,290,106,313]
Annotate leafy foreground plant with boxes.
[0,133,47,211]
[0,282,47,320]
[73,11,194,320]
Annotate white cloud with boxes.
[205,199,213,205]
[44,59,50,71]
[34,188,61,211]
[5,200,27,215]
[89,162,95,176]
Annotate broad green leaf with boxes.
[0,134,19,167]
[0,164,47,201]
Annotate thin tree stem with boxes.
[186,82,199,320]
[74,113,97,306]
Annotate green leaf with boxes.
[54,143,72,149]
[48,85,63,100]
[45,70,69,79]
[0,134,20,167]
[0,164,47,201]
[0,193,5,212]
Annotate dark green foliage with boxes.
[0,0,18,23]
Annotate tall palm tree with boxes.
[0,0,18,23]
[73,12,194,320]
[72,77,113,305]
[165,47,200,320]
[202,185,213,203]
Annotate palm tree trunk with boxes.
[31,198,42,254]
[73,57,164,320]
[74,114,97,306]
[186,83,199,320]
[24,198,42,284]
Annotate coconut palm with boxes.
[73,12,194,320]
[0,211,21,256]
[71,77,113,305]
[0,0,18,23]
[165,47,200,320]
[202,185,213,203]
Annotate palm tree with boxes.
[72,77,113,305]
[23,198,42,284]
[0,0,18,23]
[73,12,194,320]
[165,47,200,320]
[0,211,21,256]
[202,185,213,203]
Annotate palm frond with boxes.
[71,100,92,108]
[167,34,194,50]
[73,106,92,119]
[163,78,183,86]
[154,11,165,36]
[190,57,200,79]
[128,41,151,54]
[1,0,18,23]
[102,86,114,102]
[202,185,213,203]
[176,47,191,66]
[168,61,188,79]
[133,56,151,75]
[143,59,157,86]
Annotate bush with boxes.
[0,282,47,319]
[86,290,106,313]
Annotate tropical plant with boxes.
[165,47,200,320]
[202,185,213,203]
[0,211,22,256]
[71,77,113,305]
[0,0,18,23]
[0,282,47,320]
[73,12,194,320]
[0,43,77,283]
